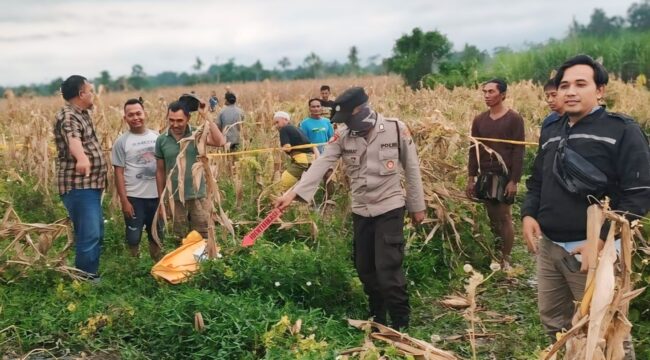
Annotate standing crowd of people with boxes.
[53,54,649,354]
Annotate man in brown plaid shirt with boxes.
[54,75,107,280]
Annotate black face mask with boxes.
[345,104,374,137]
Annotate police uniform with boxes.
[292,87,426,329]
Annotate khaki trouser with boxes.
[537,235,587,338]
[537,235,635,359]
[172,197,210,241]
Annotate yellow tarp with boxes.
[151,231,214,284]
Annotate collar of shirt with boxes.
[565,106,605,129]
[64,101,89,115]
[588,105,603,115]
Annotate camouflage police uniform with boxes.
[292,91,425,329]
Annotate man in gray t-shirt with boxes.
[216,91,244,151]
[112,98,162,261]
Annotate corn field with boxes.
[2,75,649,251]
[2,75,649,215]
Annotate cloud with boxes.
[0,0,638,86]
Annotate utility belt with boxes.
[475,172,514,204]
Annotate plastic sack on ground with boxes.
[151,230,211,284]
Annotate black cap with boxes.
[331,87,369,123]
[178,93,201,112]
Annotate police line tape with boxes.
[0,142,326,154]
[0,143,55,150]
[0,136,538,155]
[205,142,328,158]
[471,137,538,146]
[205,137,538,158]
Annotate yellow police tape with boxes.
[0,143,56,151]
[205,142,327,158]
[471,137,538,146]
[204,137,538,158]
[0,137,538,156]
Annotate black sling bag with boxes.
[552,123,609,198]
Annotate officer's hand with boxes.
[465,182,475,199]
[273,191,297,210]
[504,181,517,198]
[121,199,136,219]
[410,211,425,225]
[522,216,542,254]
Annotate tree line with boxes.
[2,47,382,97]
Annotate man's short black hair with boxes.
[124,97,144,111]
[61,75,88,101]
[225,92,236,104]
[553,54,609,88]
[308,98,321,107]
[543,79,557,91]
[483,78,507,93]
[167,101,190,118]
[320,85,330,92]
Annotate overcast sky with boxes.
[0,0,637,86]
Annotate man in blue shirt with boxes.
[300,98,336,197]
[300,98,334,154]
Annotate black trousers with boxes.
[352,207,409,327]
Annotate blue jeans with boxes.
[124,197,162,246]
[61,188,104,276]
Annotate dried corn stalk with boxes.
[544,202,645,360]
[343,319,458,359]
[0,202,86,280]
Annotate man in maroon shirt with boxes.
[466,79,525,269]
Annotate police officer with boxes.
[273,86,426,330]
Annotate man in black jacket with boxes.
[521,54,650,356]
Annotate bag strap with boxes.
[395,120,401,160]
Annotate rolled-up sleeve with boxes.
[60,114,83,144]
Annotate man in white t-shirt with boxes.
[111,98,162,261]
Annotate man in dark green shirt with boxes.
[155,100,226,240]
